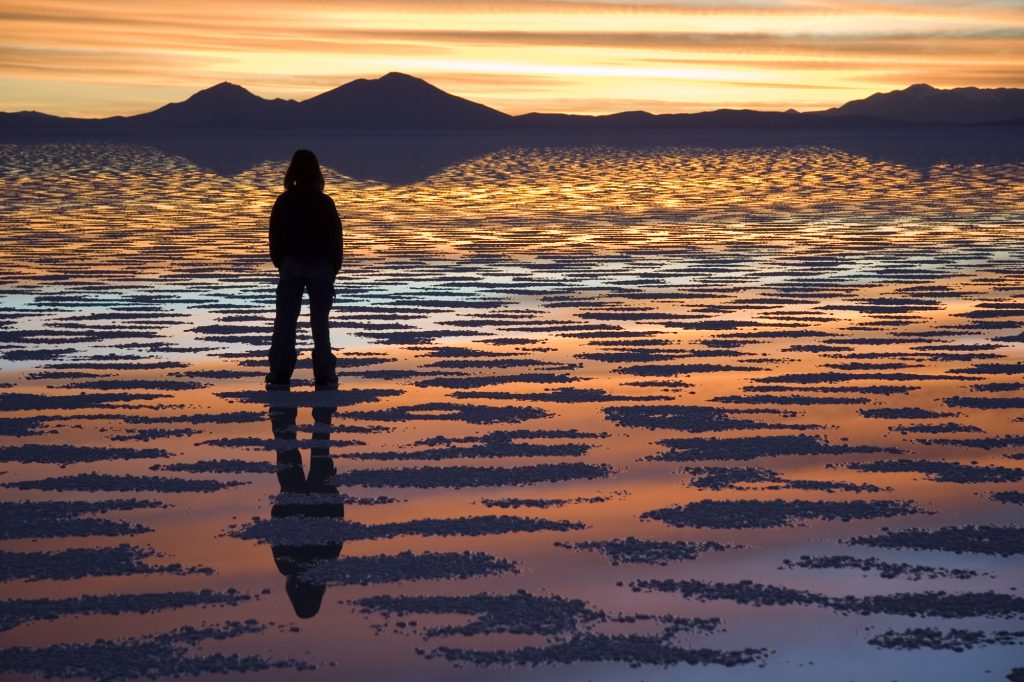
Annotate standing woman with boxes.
[266,149,343,388]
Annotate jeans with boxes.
[267,257,337,384]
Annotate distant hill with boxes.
[130,82,296,129]
[516,108,909,132]
[299,72,510,129]
[816,84,1024,124]
[2,75,1022,133]
[0,73,510,132]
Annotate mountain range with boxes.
[2,73,1022,133]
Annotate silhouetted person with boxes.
[266,149,343,388]
[268,393,345,619]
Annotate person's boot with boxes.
[313,348,338,388]
[266,350,297,389]
[265,372,291,389]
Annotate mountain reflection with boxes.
[268,390,344,619]
[18,129,1018,186]
[146,134,513,185]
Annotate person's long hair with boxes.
[283,149,325,191]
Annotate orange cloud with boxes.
[1,0,1021,116]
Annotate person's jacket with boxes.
[269,185,343,274]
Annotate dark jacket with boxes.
[269,186,343,274]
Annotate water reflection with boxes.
[268,389,344,619]
[5,129,1023,187]
[0,137,1021,680]
[129,134,512,185]
[121,129,1024,186]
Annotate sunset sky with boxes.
[1,0,1022,117]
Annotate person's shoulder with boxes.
[318,193,339,214]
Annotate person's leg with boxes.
[267,274,305,384]
[307,276,337,385]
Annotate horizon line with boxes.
[2,73,1000,122]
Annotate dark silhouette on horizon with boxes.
[115,129,1024,187]
[141,134,513,184]
[266,149,342,388]
[299,73,507,129]
[817,83,1024,124]
[268,393,344,619]
[2,74,1022,133]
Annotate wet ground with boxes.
[0,132,1022,681]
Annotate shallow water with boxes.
[0,133,1022,681]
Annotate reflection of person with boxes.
[266,149,343,388]
[268,393,344,619]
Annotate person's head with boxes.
[283,149,324,191]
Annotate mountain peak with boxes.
[185,82,260,104]
[207,81,245,91]
[298,72,510,129]
[820,83,1024,124]
[364,72,440,93]
[379,72,421,82]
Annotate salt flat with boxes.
[0,134,1022,681]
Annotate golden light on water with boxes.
[1,0,1021,116]
[0,123,1022,677]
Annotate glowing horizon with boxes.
[1,0,1022,118]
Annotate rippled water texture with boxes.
[0,134,1022,681]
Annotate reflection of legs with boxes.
[270,405,304,493]
[310,400,338,489]
[311,398,336,433]
[268,401,343,620]
[307,278,337,384]
[270,405,298,442]
[268,275,305,383]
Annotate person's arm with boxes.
[269,195,283,268]
[328,196,343,274]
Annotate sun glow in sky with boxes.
[1,0,1022,117]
